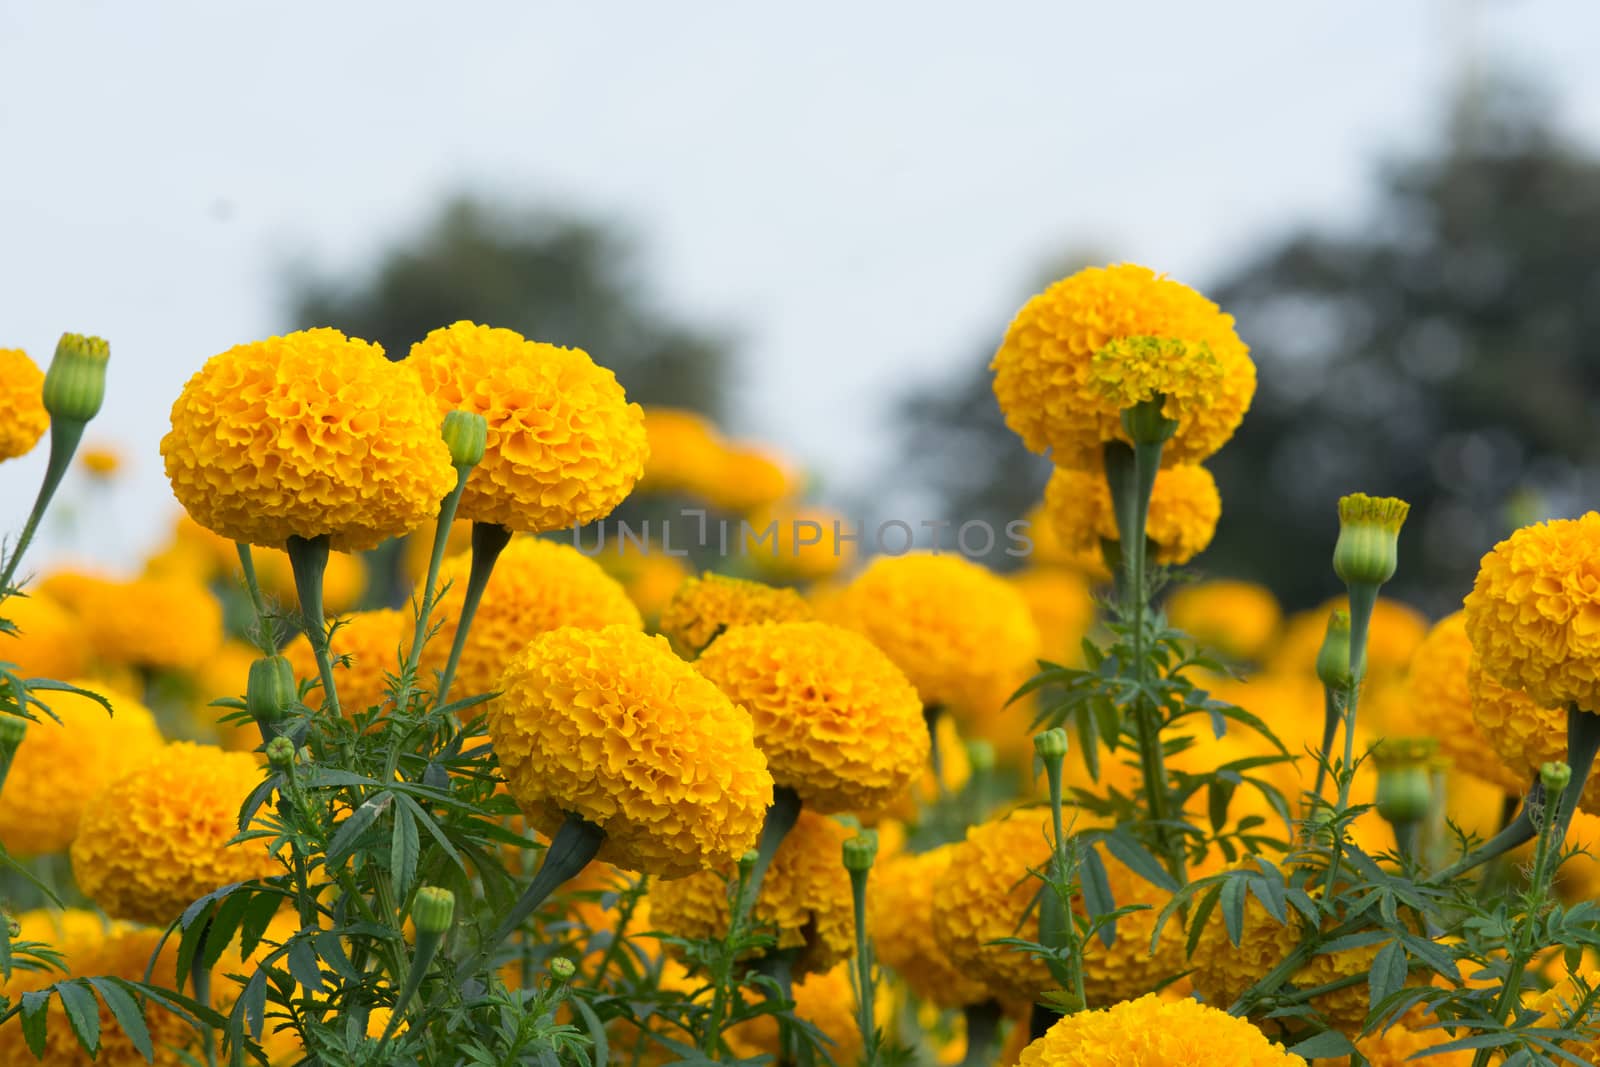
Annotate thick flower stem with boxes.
[375,926,446,1053]
[846,854,879,1067]
[1322,585,1376,898]
[736,786,804,927]
[923,704,949,801]
[396,475,470,712]
[0,420,85,595]
[435,521,513,706]
[957,1001,1003,1067]
[286,534,340,719]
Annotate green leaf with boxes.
[326,791,394,869]
[237,890,287,962]
[1220,875,1247,948]
[20,989,51,1057]
[570,995,610,1067]
[1207,778,1235,834]
[394,793,467,877]
[1080,847,1116,948]
[391,802,420,897]
[1184,883,1222,960]
[1368,940,1406,1017]
[89,978,154,1062]
[1288,1030,1355,1058]
[57,979,101,1054]
[1101,830,1177,893]
[285,936,324,994]
[203,888,257,972]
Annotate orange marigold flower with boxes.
[1464,657,1600,812]
[78,444,123,478]
[1407,613,1523,792]
[1165,580,1281,663]
[638,406,724,496]
[658,573,812,659]
[701,443,798,515]
[162,328,455,551]
[1010,566,1098,664]
[745,503,857,583]
[285,608,411,719]
[0,590,87,679]
[1269,597,1428,680]
[1040,464,1221,566]
[1018,994,1305,1067]
[44,573,224,672]
[408,321,648,533]
[0,347,49,462]
[868,845,992,1008]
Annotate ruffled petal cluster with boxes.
[1040,464,1221,566]
[1166,580,1282,662]
[285,608,411,718]
[408,321,648,532]
[991,264,1255,468]
[1465,657,1600,809]
[1407,613,1521,792]
[695,621,928,815]
[71,741,279,925]
[868,845,991,1008]
[487,625,773,878]
[0,681,164,856]
[1018,994,1305,1067]
[658,573,812,658]
[1464,514,1600,711]
[162,328,455,551]
[0,347,49,462]
[648,809,855,976]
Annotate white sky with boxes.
[4,0,1599,571]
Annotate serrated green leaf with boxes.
[20,988,51,1056]
[1080,847,1116,948]
[326,792,393,868]
[56,979,101,1054]
[1220,875,1247,948]
[89,978,154,1061]
[1368,940,1406,1018]
[391,803,419,897]
[1288,1030,1355,1058]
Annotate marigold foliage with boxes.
[1165,579,1282,663]
[1407,612,1523,792]
[1041,464,1221,566]
[0,681,164,856]
[1017,994,1306,1067]
[425,536,641,702]
[1079,850,1189,1007]
[0,590,87,679]
[0,347,49,462]
[726,965,863,1065]
[161,327,455,551]
[1341,1022,1473,1066]
[648,810,855,976]
[868,845,991,1008]
[487,625,772,878]
[72,741,278,925]
[1464,514,1600,712]
[285,608,411,718]
[990,264,1255,468]
[408,321,648,532]
[658,573,812,659]
[695,621,927,815]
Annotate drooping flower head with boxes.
[695,621,928,815]
[1018,994,1306,1067]
[0,347,49,462]
[162,328,455,550]
[72,741,279,925]
[868,845,992,1008]
[991,264,1255,468]
[407,321,648,532]
[1165,580,1282,662]
[658,573,812,658]
[1406,613,1522,792]
[1040,463,1221,566]
[487,625,772,878]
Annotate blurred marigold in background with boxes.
[286,608,412,719]
[591,540,690,625]
[701,443,797,515]
[991,264,1255,468]
[0,680,163,856]
[189,639,263,751]
[487,625,772,878]
[638,406,724,496]
[162,327,454,551]
[649,809,855,977]
[868,844,992,1008]
[77,443,123,479]
[0,589,87,679]
[695,621,928,815]
[145,514,368,614]
[408,321,648,532]
[1040,463,1221,566]
[658,572,812,658]
[425,537,642,700]
[0,347,49,462]
[1406,613,1523,792]
[1009,566,1098,664]
[38,572,223,672]
[1165,579,1281,663]
[1020,503,1113,581]
[72,741,279,925]
[745,502,856,583]
[1018,994,1306,1067]
[1268,596,1427,680]
[726,964,864,1065]
[1078,848,1190,1007]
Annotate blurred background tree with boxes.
[886,79,1600,614]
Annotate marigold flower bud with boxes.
[1315,611,1353,690]
[1541,761,1573,796]
[1333,493,1409,588]
[264,736,296,770]
[1372,738,1435,825]
[246,655,297,728]
[549,956,576,981]
[842,832,878,874]
[1032,728,1070,762]
[441,410,487,469]
[42,333,110,425]
[411,886,456,935]
[0,714,26,752]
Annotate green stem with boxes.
[435,522,512,706]
[234,543,277,656]
[396,475,470,714]
[847,859,877,1067]
[190,921,217,1067]
[0,420,85,595]
[1312,687,1339,801]
[1322,584,1376,899]
[285,534,340,718]
[923,704,949,802]
[957,1001,1003,1067]
[735,786,804,929]
[375,926,446,1055]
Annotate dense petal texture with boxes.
[487,625,772,878]
[1407,612,1522,791]
[991,264,1255,468]
[408,321,647,532]
[162,328,455,551]
[868,845,992,1008]
[658,573,812,658]
[0,347,49,461]
[1464,657,1600,811]
[1018,994,1305,1067]
[1041,463,1221,566]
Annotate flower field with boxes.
[5,266,1600,1066]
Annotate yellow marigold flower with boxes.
[1464,657,1600,812]
[696,621,928,815]
[648,810,854,976]
[285,608,411,719]
[1018,994,1306,1067]
[408,321,648,532]
[868,845,991,1008]
[162,328,455,551]
[1268,597,1428,680]
[726,965,864,1065]
[831,553,1039,726]
[614,549,690,625]
[639,406,724,496]
[1406,613,1523,792]
[148,515,370,617]
[0,681,163,856]
[929,809,1054,1003]
[702,443,798,515]
[72,741,278,925]
[1166,580,1282,662]
[0,348,49,462]
[45,573,225,672]
[991,264,1255,468]
[1464,514,1600,712]
[881,711,972,822]
[1010,567,1098,664]
[1556,810,1600,903]
[1526,962,1600,1066]
[78,444,123,479]
[487,625,772,878]
[0,590,87,679]
[1040,464,1221,566]
[1020,504,1113,580]
[425,537,642,701]
[658,572,812,658]
[746,503,857,583]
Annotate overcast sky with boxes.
[4,1,1598,571]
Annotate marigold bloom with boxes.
[658,573,812,658]
[1040,464,1221,566]
[0,590,87,679]
[831,553,1039,725]
[1337,1022,1472,1066]
[44,573,224,672]
[1526,963,1600,1066]
[1166,580,1281,662]
[701,444,797,515]
[726,965,864,1065]
[72,741,278,925]
[1464,514,1600,711]
[425,538,642,700]
[648,810,854,976]
[0,681,164,856]
[1407,613,1522,792]
[162,328,455,551]
[408,321,648,532]
[1020,504,1112,579]
[696,621,927,815]
[1018,994,1305,1067]
[78,444,123,478]
[285,608,411,718]
[868,845,991,1008]
[746,503,857,583]
[606,546,690,625]
[1464,658,1600,811]
[487,625,772,878]
[1079,851,1189,1007]
[991,264,1255,468]
[1010,567,1098,664]
[638,406,724,496]
[0,347,49,462]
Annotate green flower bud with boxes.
[1332,493,1409,588]
[1315,611,1353,691]
[265,736,297,770]
[0,714,27,752]
[42,333,110,425]
[1118,391,1179,446]
[549,956,576,981]
[441,410,487,469]
[1541,761,1573,796]
[842,831,878,874]
[411,886,456,936]
[246,655,297,728]
[1033,728,1070,762]
[1372,738,1435,825]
